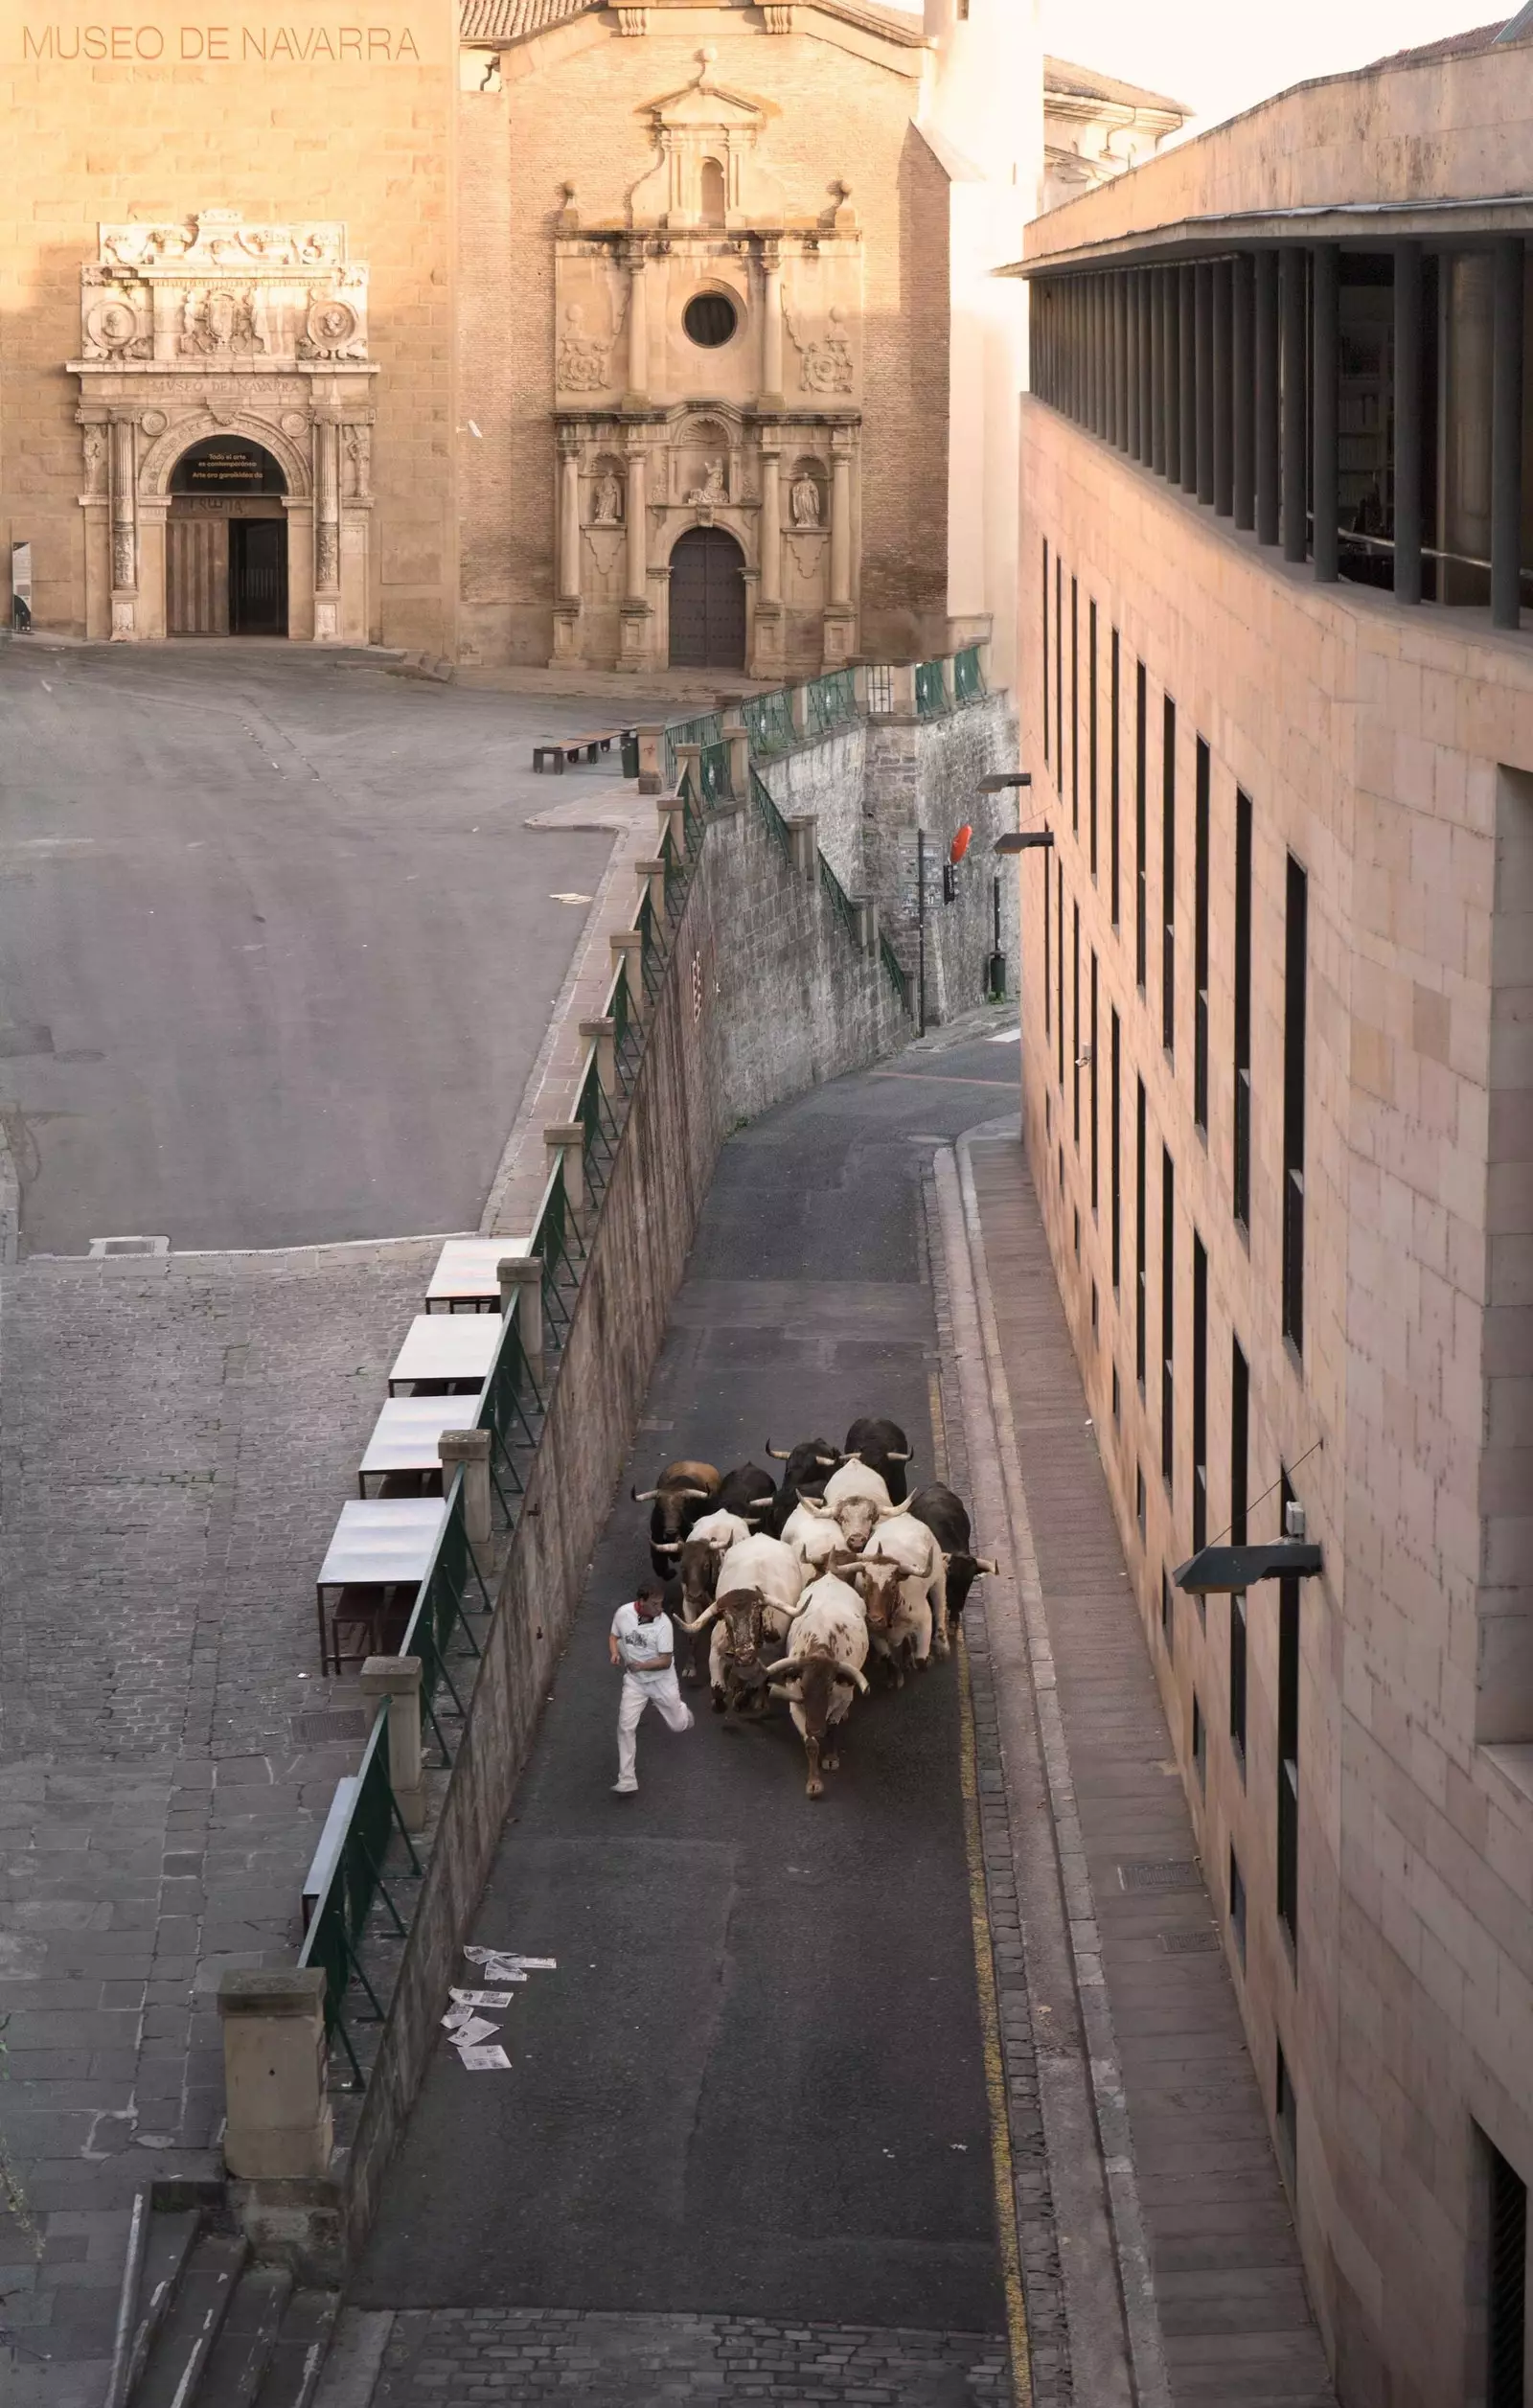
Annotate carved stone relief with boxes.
[76,213,368,371]
[557,303,614,393]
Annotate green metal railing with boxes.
[298,1705,422,2087]
[749,766,794,864]
[698,740,733,804]
[818,852,858,946]
[880,931,912,1014]
[805,668,857,736]
[914,658,947,718]
[477,1305,541,1517]
[399,1471,492,1764]
[663,712,722,789]
[532,1154,584,1341]
[743,687,796,755]
[953,643,985,701]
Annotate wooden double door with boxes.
[167,512,288,636]
[668,526,745,670]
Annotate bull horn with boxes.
[800,1497,836,1518]
[676,1485,713,1501]
[764,1656,804,1682]
[677,1602,720,1635]
[842,1450,863,1464]
[887,1449,913,1462]
[816,1453,838,1466]
[631,1486,659,1502]
[765,1440,791,1459]
[875,1502,904,1518]
[652,1540,683,1555]
[835,1663,870,1694]
[975,1557,999,1574]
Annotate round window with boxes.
[684,291,739,349]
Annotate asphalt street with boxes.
[355,1032,1023,2341]
[0,643,663,1254]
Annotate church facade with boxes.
[0,0,1035,676]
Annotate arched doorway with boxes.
[167,437,288,636]
[669,526,745,670]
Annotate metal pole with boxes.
[1492,238,1525,631]
[1213,260,1234,516]
[1281,247,1309,563]
[1233,253,1255,531]
[1312,242,1339,582]
[1255,251,1281,545]
[1393,242,1423,606]
[1196,261,1215,505]
[917,829,927,1038]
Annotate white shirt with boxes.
[611,1602,676,1689]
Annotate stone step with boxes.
[197,2262,294,2408]
[252,2286,343,2408]
[132,2230,248,2408]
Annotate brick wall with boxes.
[1018,397,1533,2408]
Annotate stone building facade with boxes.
[1012,25,1533,2407]
[1041,56,1189,217]
[0,0,1036,674]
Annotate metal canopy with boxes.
[1173,1539,1323,1594]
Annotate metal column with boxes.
[1163,265,1180,487]
[1213,261,1234,516]
[1233,254,1256,531]
[1179,264,1198,494]
[1137,272,1154,464]
[1256,251,1280,545]
[1393,242,1423,605]
[1126,273,1141,459]
[1313,242,1339,582]
[1492,237,1525,631]
[1150,267,1166,475]
[1114,272,1129,449]
[1281,246,1308,563]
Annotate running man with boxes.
[609,1579,694,1795]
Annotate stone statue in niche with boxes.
[80,425,106,493]
[789,472,821,528]
[592,470,624,525]
[557,304,611,394]
[344,424,372,495]
[686,459,726,507]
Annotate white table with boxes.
[425,1235,532,1313]
[387,1314,501,1395]
[315,1497,447,1672]
[358,1397,477,1495]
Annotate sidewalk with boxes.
[946,1122,1336,2408]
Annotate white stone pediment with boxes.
[645,79,765,132]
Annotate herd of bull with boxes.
[632,1417,998,1799]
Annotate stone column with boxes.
[1114,273,1129,450]
[761,242,784,401]
[625,243,649,402]
[1232,255,1255,531]
[1281,248,1308,562]
[499,1256,543,1380]
[1161,268,1179,486]
[218,1968,333,2181]
[359,1654,426,1831]
[544,1121,585,1218]
[1195,262,1215,506]
[1393,242,1423,606]
[1149,268,1165,475]
[108,413,138,640]
[759,447,782,608]
[1137,272,1154,464]
[1178,264,1197,496]
[830,439,853,608]
[1213,260,1233,517]
[580,1015,618,1098]
[438,1430,492,1548]
[1255,250,1281,546]
[609,928,646,1020]
[1491,238,1525,630]
[625,444,648,604]
[558,430,582,602]
[313,417,341,640]
[1125,275,1140,459]
[1312,242,1339,583]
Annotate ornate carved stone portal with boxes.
[551,54,862,677]
[70,210,375,642]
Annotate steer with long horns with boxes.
[796,1456,895,1552]
[762,1435,840,1534]
[667,1509,752,1685]
[849,1511,948,1680]
[764,1572,870,1800]
[905,1482,999,1640]
[843,1416,914,1506]
[631,1458,721,1580]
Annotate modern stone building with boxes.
[1011,20,1533,2406]
[0,0,1035,674]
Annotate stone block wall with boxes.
[1018,395,1533,2408]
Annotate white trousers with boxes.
[616,1672,693,1788]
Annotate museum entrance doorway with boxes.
[166,437,289,636]
[669,525,745,670]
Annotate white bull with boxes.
[852,1511,949,1679]
[764,1572,870,1799]
[798,1458,893,1551]
[779,1499,847,1572]
[674,1533,807,1690]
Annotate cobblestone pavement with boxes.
[0,1238,439,2404]
[371,2308,1011,2405]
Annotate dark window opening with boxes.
[1192,1234,1208,1557]
[1057,864,1066,1091]
[1071,575,1080,833]
[1112,1363,1121,1424]
[1089,601,1099,879]
[1090,952,1100,1213]
[1162,696,1177,1059]
[1277,1470,1300,1960]
[1230,1337,1248,1776]
[1234,788,1253,1231]
[1193,1692,1206,1788]
[1135,662,1148,990]
[1486,2135,1528,2408]
[1230,1846,1247,1965]
[1283,855,1308,1356]
[1195,737,1210,1134]
[1135,1078,1147,1390]
[1110,629,1121,928]
[1055,558,1064,801]
[1072,904,1082,1145]
[1136,1463,1146,1534]
[1161,1145,1175,1491]
[682,289,738,348]
[1042,541,1050,764]
[1276,2043,1297,2179]
[1110,1008,1122,1289]
[1044,847,1051,1037]
[1161,1566,1175,1654]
